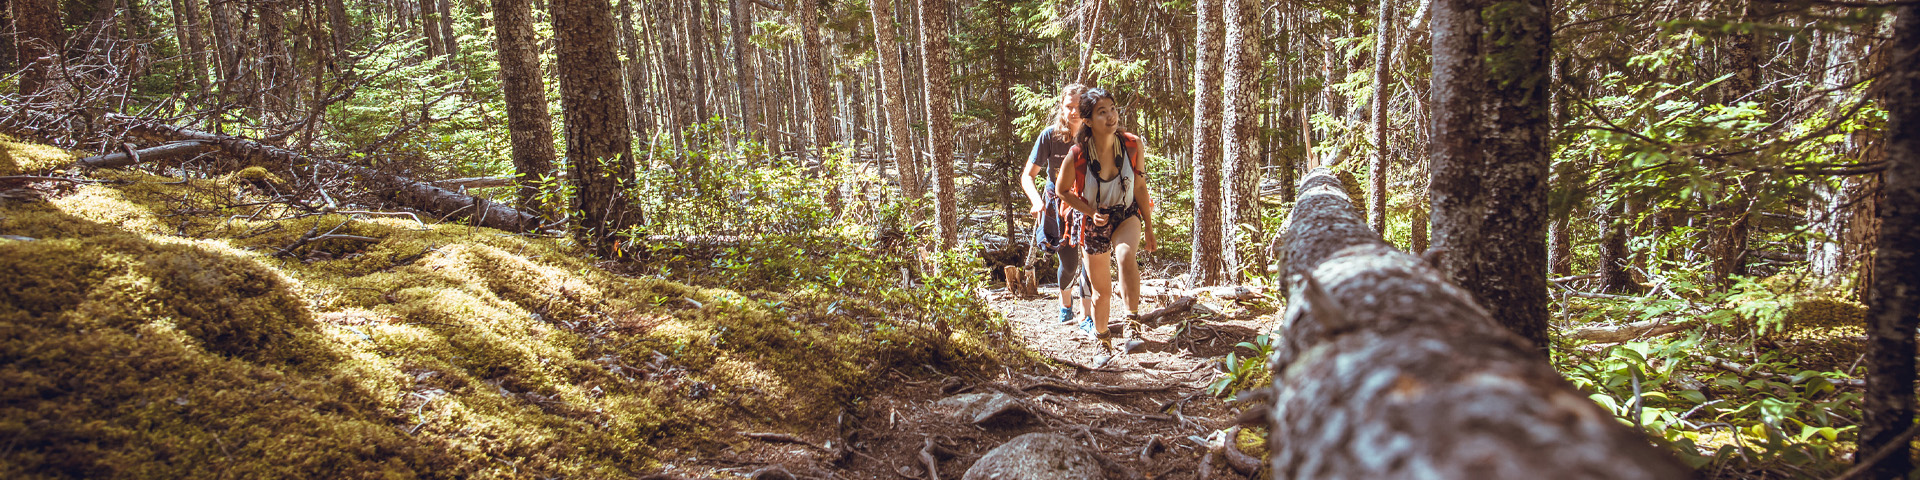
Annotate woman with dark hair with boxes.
[1021,84,1094,325]
[1054,88,1157,355]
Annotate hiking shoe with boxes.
[1058,307,1075,324]
[1091,355,1115,369]
[1122,337,1148,354]
[1076,316,1097,337]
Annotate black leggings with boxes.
[1057,243,1090,298]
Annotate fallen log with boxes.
[1128,296,1196,324]
[1260,168,1688,479]
[1706,356,1865,388]
[73,140,219,169]
[1562,319,1691,344]
[97,113,541,232]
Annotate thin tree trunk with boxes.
[548,0,640,253]
[438,0,459,61]
[729,0,759,141]
[1189,0,1225,286]
[1220,0,1260,283]
[493,0,560,217]
[10,0,59,97]
[1598,200,1640,294]
[801,0,837,153]
[870,0,922,220]
[1859,6,1919,477]
[1429,0,1553,356]
[325,0,351,64]
[919,0,958,249]
[685,0,710,124]
[420,0,446,58]
[1367,0,1394,234]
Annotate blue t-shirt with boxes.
[1027,125,1077,187]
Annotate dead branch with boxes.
[739,432,822,450]
[1020,378,1179,396]
[1130,296,1196,324]
[1706,356,1865,388]
[1218,426,1261,475]
[1561,319,1692,343]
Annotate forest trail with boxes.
[708,281,1280,479]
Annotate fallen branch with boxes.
[94,112,542,232]
[1561,318,1692,343]
[1706,356,1865,388]
[1217,426,1261,476]
[73,140,216,169]
[1020,378,1178,396]
[1130,296,1196,324]
[739,432,822,450]
[1550,273,1602,284]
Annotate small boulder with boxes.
[961,433,1102,480]
[935,392,1039,426]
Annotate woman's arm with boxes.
[1021,163,1046,215]
[1054,151,1100,219]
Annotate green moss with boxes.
[0,139,1015,478]
[0,135,78,175]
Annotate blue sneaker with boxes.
[1077,316,1097,337]
[1058,307,1075,324]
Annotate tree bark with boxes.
[918,0,958,250]
[729,0,760,141]
[800,0,837,155]
[493,0,561,218]
[325,0,352,65]
[1598,200,1641,294]
[1860,6,1919,478]
[1429,0,1552,356]
[1264,168,1689,479]
[869,0,923,222]
[1189,0,1225,286]
[10,0,59,97]
[1367,0,1395,235]
[420,0,446,58]
[548,0,641,254]
[685,0,710,124]
[437,0,460,61]
[1220,0,1260,283]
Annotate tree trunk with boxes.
[1220,0,1260,283]
[1547,214,1571,276]
[729,0,759,141]
[1367,0,1394,235]
[420,0,446,58]
[870,0,923,221]
[325,0,351,64]
[918,0,958,250]
[617,0,644,135]
[0,0,13,73]
[1264,168,1690,479]
[1429,0,1552,356]
[801,0,837,153]
[548,0,640,254]
[1598,200,1640,294]
[1188,0,1225,286]
[1860,6,1920,478]
[685,0,710,124]
[437,0,460,61]
[10,0,59,97]
[492,0,560,218]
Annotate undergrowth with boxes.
[0,136,1024,478]
[1554,271,1875,478]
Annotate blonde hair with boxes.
[1051,83,1089,143]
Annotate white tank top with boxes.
[1083,147,1134,209]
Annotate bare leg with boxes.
[1083,249,1114,338]
[1111,217,1144,315]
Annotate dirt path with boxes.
[691,281,1281,479]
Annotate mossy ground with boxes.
[1,136,1023,478]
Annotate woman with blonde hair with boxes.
[1021,84,1093,324]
